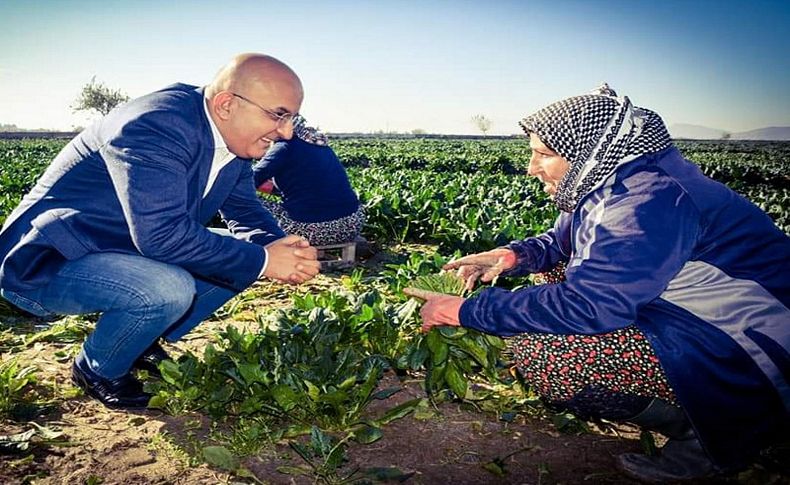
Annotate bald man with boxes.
[0,53,320,408]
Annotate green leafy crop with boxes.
[403,272,506,400]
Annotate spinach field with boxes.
[1,137,787,484]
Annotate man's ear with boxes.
[212,91,235,121]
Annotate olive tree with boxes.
[73,76,130,116]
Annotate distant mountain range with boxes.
[668,124,790,141]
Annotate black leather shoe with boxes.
[133,342,171,377]
[71,356,151,409]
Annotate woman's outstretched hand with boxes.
[403,288,465,333]
[442,248,518,291]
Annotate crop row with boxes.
[350,167,556,253]
[0,138,788,234]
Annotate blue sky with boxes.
[1,0,788,134]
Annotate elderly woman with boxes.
[405,85,789,481]
[252,116,365,247]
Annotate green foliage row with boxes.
[331,138,529,174]
[0,139,62,225]
[351,167,557,253]
[1,138,787,233]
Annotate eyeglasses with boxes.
[231,92,297,127]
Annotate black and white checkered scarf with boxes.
[293,115,329,146]
[519,84,672,213]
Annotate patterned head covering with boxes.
[519,84,672,212]
[293,115,329,146]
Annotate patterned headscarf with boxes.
[293,115,329,146]
[519,84,672,213]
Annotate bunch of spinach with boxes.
[402,272,506,400]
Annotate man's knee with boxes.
[139,266,196,320]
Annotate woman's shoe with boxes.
[617,399,718,482]
[617,436,716,483]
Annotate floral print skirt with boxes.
[510,262,677,419]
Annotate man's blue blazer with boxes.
[0,84,284,293]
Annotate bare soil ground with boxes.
[0,342,647,485]
[1,248,787,485]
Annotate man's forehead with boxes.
[252,81,302,105]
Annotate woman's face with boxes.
[528,133,570,196]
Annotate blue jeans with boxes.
[1,251,239,379]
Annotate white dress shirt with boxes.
[202,95,269,278]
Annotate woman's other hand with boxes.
[442,248,517,291]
